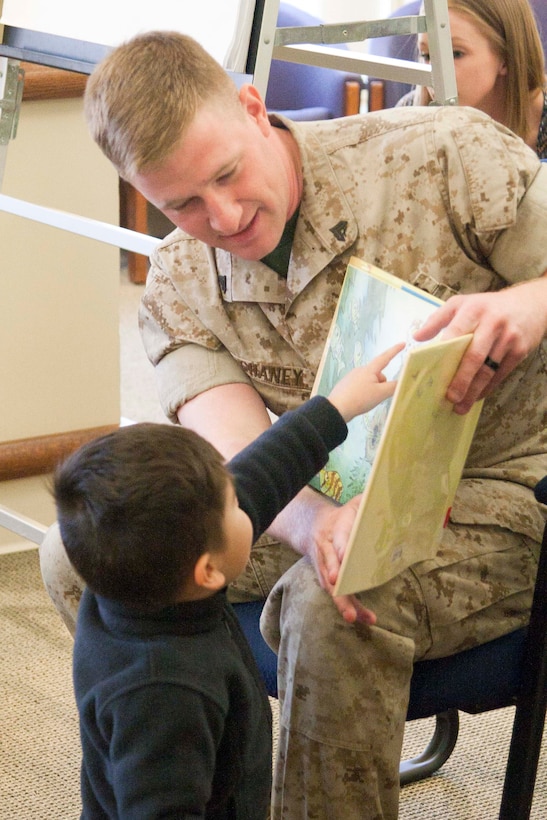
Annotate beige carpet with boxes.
[2,548,547,819]
[0,549,80,819]
[1,272,546,818]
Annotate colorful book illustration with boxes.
[310,257,483,595]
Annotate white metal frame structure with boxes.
[0,0,456,260]
[250,0,456,104]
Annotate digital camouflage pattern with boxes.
[261,524,538,818]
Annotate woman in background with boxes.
[398,0,547,158]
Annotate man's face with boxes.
[132,86,301,260]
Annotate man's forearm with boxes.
[265,484,337,556]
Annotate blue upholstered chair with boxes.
[366,0,421,110]
[234,477,547,819]
[532,0,547,62]
[265,3,362,121]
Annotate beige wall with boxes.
[0,94,120,442]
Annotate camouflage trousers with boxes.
[40,522,538,818]
[260,523,539,819]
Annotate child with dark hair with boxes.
[53,344,401,820]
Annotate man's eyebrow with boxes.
[161,159,238,210]
[162,196,190,210]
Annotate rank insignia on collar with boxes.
[330,220,348,242]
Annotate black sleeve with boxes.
[228,396,347,541]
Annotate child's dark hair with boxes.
[53,423,230,611]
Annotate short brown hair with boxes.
[84,31,241,179]
[53,423,230,611]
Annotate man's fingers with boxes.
[333,594,376,625]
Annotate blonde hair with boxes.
[84,31,241,179]
[415,0,545,142]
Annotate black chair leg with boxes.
[499,482,547,819]
[400,709,460,786]
[499,705,545,820]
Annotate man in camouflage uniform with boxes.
[40,32,547,818]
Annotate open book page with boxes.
[333,335,482,595]
[310,256,443,505]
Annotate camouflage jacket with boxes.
[141,106,547,543]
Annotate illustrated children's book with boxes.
[310,256,483,595]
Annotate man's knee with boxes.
[39,522,84,637]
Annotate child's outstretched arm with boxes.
[228,344,402,546]
[327,342,405,423]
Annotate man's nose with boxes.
[206,192,243,235]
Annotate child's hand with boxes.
[328,342,405,422]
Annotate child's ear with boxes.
[194,552,226,591]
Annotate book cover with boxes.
[333,334,482,595]
[309,256,482,594]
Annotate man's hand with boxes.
[414,275,547,414]
[310,495,376,625]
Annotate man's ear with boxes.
[194,552,226,592]
[238,83,271,135]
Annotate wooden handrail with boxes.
[21,62,87,101]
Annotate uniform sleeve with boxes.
[154,344,252,423]
[140,239,221,365]
[139,239,252,422]
[488,163,547,281]
[429,107,547,281]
